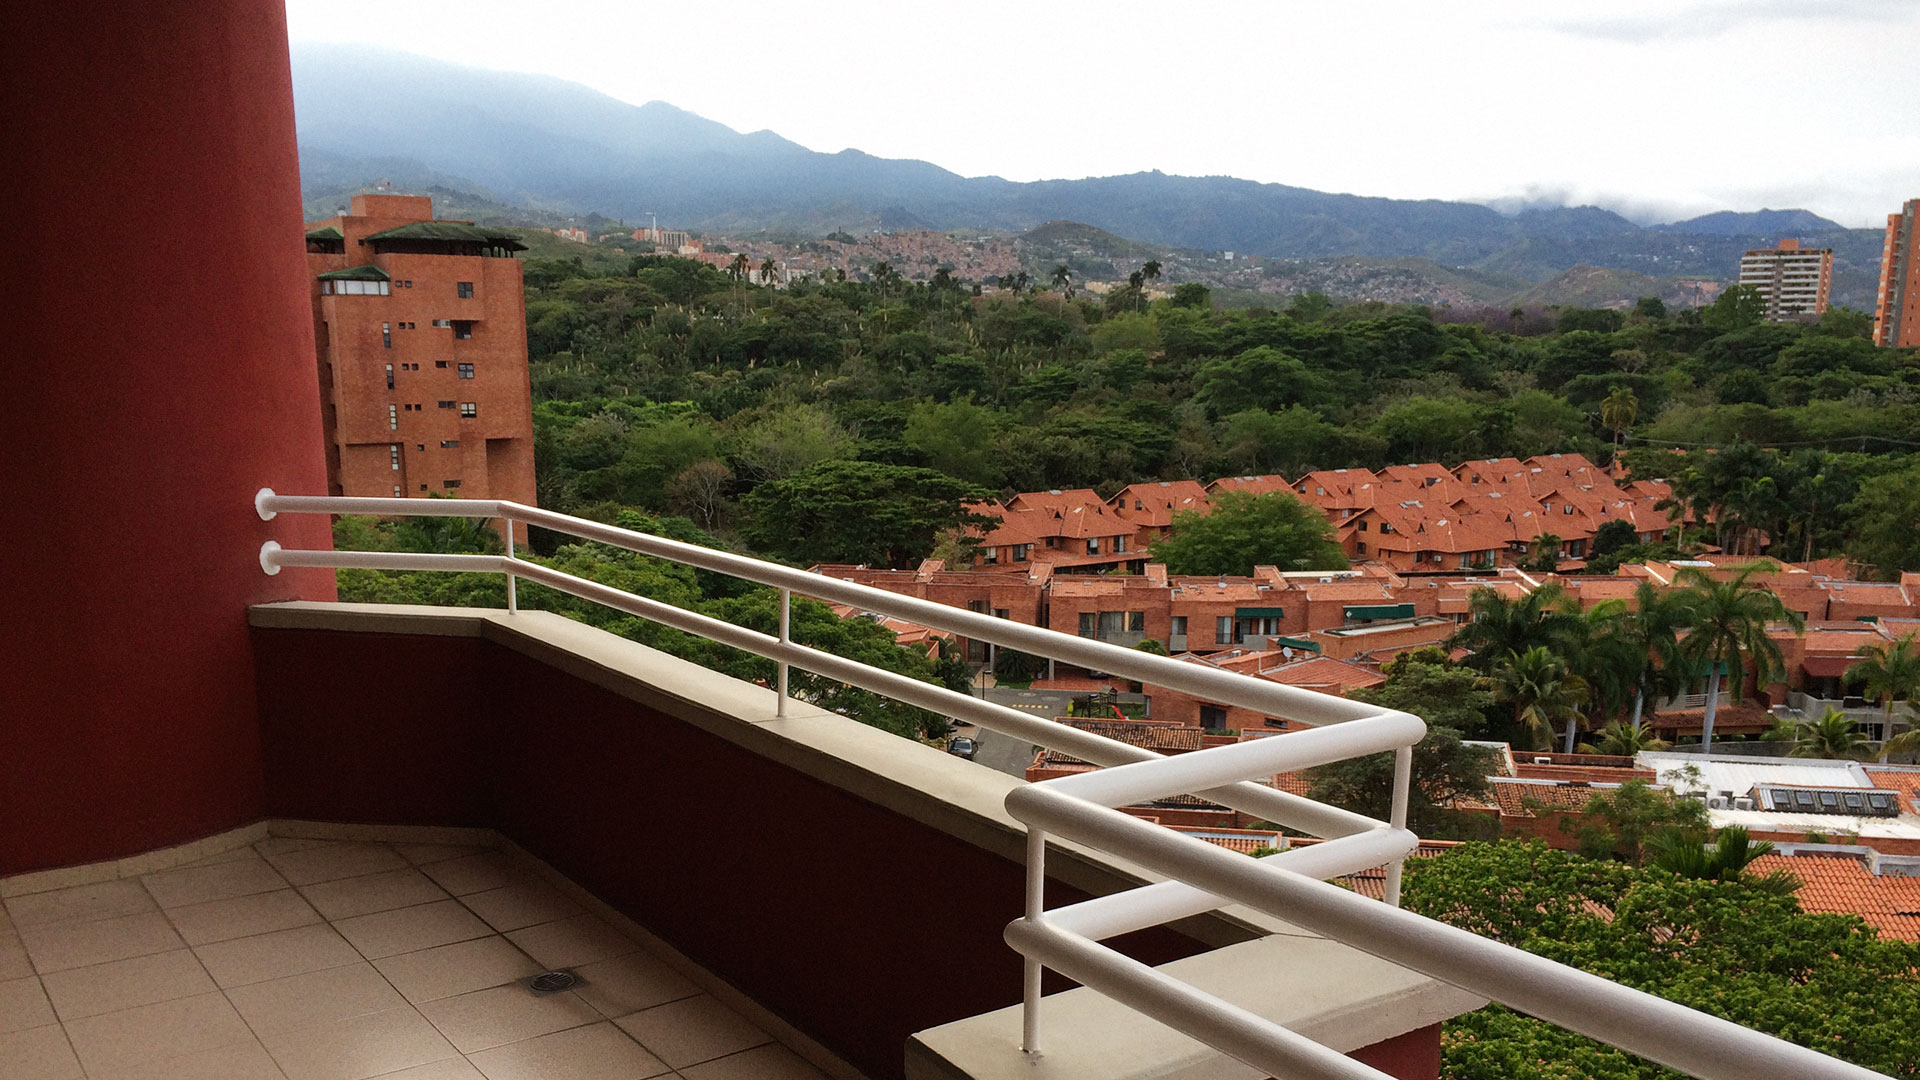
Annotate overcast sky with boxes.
[285,0,1919,227]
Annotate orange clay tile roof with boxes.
[1110,481,1212,527]
[1169,826,1288,854]
[1055,720,1205,756]
[1512,762,1657,784]
[1255,656,1387,693]
[1488,777,1636,817]
[1746,852,1920,940]
[1865,767,1920,813]
[1206,474,1295,496]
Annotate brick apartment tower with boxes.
[1737,237,1833,321]
[1876,198,1920,347]
[305,194,537,530]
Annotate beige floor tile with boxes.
[0,930,34,979]
[227,961,408,1034]
[86,1037,288,1080]
[303,868,450,922]
[367,1057,485,1079]
[395,844,486,867]
[419,853,528,897]
[458,880,583,933]
[266,844,411,887]
[170,844,266,871]
[40,947,215,1021]
[676,1044,827,1080]
[4,878,155,928]
[373,935,543,1004]
[0,974,56,1033]
[571,953,699,1019]
[506,915,640,971]
[417,983,601,1054]
[63,989,253,1075]
[194,923,363,988]
[166,888,323,947]
[467,1020,670,1080]
[17,910,183,973]
[0,1023,84,1080]
[612,995,769,1069]
[0,903,11,932]
[143,856,289,909]
[260,1004,456,1080]
[336,901,493,960]
[254,837,339,857]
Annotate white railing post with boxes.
[1022,827,1046,1056]
[504,523,518,614]
[776,588,790,718]
[1384,745,1412,908]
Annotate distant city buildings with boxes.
[1737,238,1833,321]
[1876,198,1920,347]
[304,194,538,534]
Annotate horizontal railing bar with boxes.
[1005,918,1393,1080]
[1004,784,1883,1080]
[1045,828,1417,942]
[262,541,1381,837]
[255,492,1395,729]
[1041,715,1424,809]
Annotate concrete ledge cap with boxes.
[907,934,1485,1080]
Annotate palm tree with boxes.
[1599,385,1639,450]
[1050,264,1074,300]
[1648,825,1798,893]
[1528,532,1563,572]
[1558,601,1644,751]
[1447,583,1579,671]
[1676,564,1804,752]
[1622,582,1698,734]
[1485,646,1591,752]
[1777,707,1875,760]
[1577,720,1672,755]
[1141,259,1162,288]
[1846,632,1920,746]
[727,252,749,281]
[758,257,777,285]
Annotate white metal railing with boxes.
[254,492,1881,1080]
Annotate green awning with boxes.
[316,264,389,281]
[362,220,527,250]
[1270,636,1321,654]
[1236,607,1287,619]
[305,226,343,240]
[1345,603,1415,620]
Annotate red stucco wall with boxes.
[0,0,334,874]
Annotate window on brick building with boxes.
[419,484,427,491]
[1356,541,1367,554]
[436,361,448,368]
[1128,611,1145,632]
[1200,705,1228,731]
[1086,539,1099,555]
[1078,613,1098,638]
[385,364,394,389]
[460,402,477,418]
[443,480,461,489]
[393,485,402,498]
[983,548,998,565]
[438,400,454,409]
[1170,616,1188,637]
[382,322,391,348]
[389,444,399,470]
[1216,616,1235,644]
[1012,544,1031,562]
[457,281,474,298]
[994,608,1010,620]
[452,321,474,339]
[388,404,397,430]
[458,363,474,379]
[1114,535,1127,553]
[441,440,459,449]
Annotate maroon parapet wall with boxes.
[253,624,1441,1080]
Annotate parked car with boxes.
[947,736,977,759]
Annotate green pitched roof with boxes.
[316,264,390,282]
[304,226,344,241]
[362,221,526,250]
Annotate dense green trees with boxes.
[740,461,994,568]
[1148,491,1347,576]
[1405,841,1920,1079]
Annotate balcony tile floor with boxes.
[0,839,828,1080]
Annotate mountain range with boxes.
[291,44,1886,307]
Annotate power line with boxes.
[1623,433,1920,451]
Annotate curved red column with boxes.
[0,0,335,873]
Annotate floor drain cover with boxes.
[523,970,583,994]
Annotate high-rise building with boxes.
[1875,199,1920,347]
[305,194,537,527]
[1737,238,1833,321]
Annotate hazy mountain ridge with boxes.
[292,44,1886,307]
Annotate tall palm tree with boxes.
[727,252,749,281]
[1448,583,1579,671]
[1558,600,1643,751]
[1529,532,1563,571]
[1677,564,1804,752]
[1141,259,1162,289]
[1846,632,1920,743]
[1622,582,1698,734]
[1577,720,1672,755]
[1485,646,1591,752]
[1777,707,1876,760]
[1050,264,1074,300]
[1600,385,1639,450]
[1648,825,1798,893]
[758,257,777,285]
